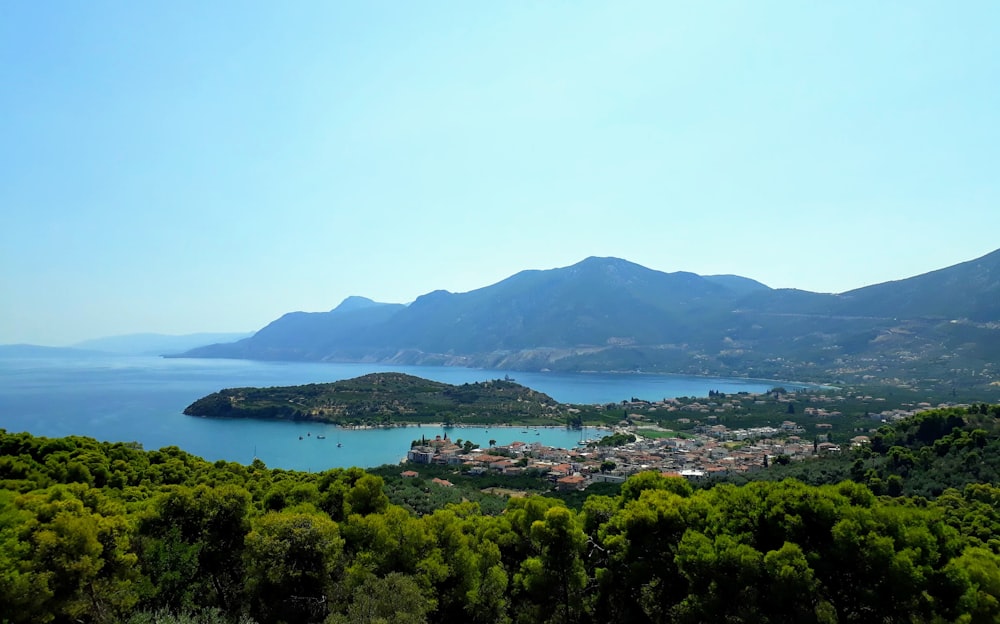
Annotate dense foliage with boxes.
[3,407,1000,623]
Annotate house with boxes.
[556,475,586,491]
[490,459,516,473]
[679,469,706,480]
[400,470,419,478]
[549,463,573,476]
[406,448,434,464]
[591,473,626,484]
[431,477,454,487]
[817,442,841,453]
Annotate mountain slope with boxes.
[835,248,1000,321]
[180,257,761,361]
[174,251,1000,391]
[182,297,406,360]
[376,257,746,352]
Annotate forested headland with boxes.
[4,405,1000,623]
[182,373,575,427]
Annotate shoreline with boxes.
[340,422,613,433]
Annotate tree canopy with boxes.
[3,405,1000,623]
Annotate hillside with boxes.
[175,250,1000,392]
[730,403,1000,498]
[183,372,568,426]
[183,297,406,361]
[3,412,1000,624]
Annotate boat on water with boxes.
[316,435,326,439]
[337,442,343,448]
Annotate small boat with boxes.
[316,435,326,439]
[337,442,343,448]
[298,436,303,440]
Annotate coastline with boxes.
[341,422,613,433]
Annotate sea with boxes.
[0,354,789,471]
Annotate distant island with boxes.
[183,372,593,427]
[171,250,1000,398]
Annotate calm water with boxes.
[0,355,785,470]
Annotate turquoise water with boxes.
[0,354,787,470]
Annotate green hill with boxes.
[183,372,569,426]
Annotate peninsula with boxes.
[183,372,580,426]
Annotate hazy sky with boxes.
[2,2,998,345]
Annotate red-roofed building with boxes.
[556,475,586,491]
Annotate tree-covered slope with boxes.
[731,403,1000,499]
[4,422,1000,623]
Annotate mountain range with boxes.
[177,249,1000,393]
[0,333,253,358]
[72,332,253,356]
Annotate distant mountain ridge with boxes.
[0,344,107,358]
[176,250,1000,393]
[73,332,254,355]
[1,332,255,357]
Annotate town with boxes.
[400,389,965,492]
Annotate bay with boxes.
[0,354,785,470]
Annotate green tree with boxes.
[244,511,344,623]
[5,487,140,623]
[674,531,764,623]
[138,484,251,613]
[327,572,431,624]
[515,506,587,623]
[941,547,1000,624]
[345,475,389,516]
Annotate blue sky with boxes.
[2,2,998,345]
